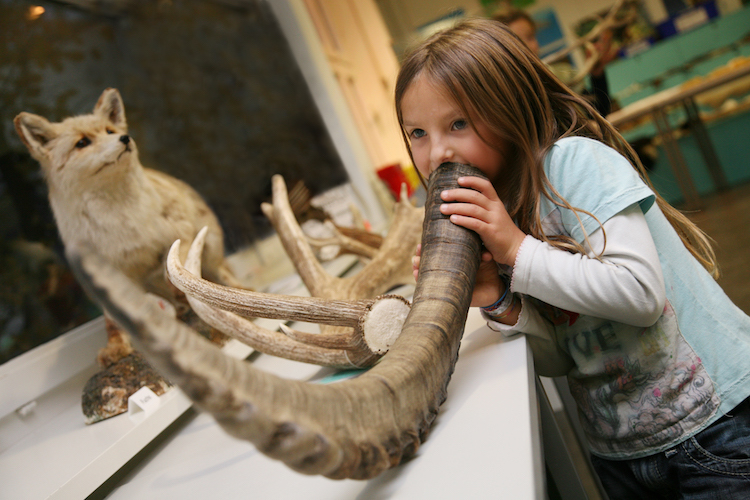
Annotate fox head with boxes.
[14,88,140,196]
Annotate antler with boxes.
[67,163,484,479]
[164,175,422,368]
[167,229,410,366]
[261,175,421,298]
[542,0,636,87]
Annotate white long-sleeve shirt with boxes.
[486,203,666,341]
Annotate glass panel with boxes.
[0,0,348,364]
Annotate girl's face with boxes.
[401,74,509,182]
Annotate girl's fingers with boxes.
[446,213,487,233]
[433,175,523,266]
[441,187,491,205]
[458,176,500,199]
[441,203,489,223]
[440,182,500,213]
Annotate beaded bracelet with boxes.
[480,273,520,321]
[484,293,520,322]
[481,285,511,314]
[481,273,515,313]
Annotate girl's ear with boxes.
[14,112,57,160]
[94,88,128,131]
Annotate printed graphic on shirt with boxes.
[559,301,719,457]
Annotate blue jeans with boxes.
[590,396,750,500]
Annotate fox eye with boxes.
[75,137,91,148]
[106,128,115,134]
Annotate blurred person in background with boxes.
[493,8,615,117]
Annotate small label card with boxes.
[128,386,161,420]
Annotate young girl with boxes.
[399,18,750,499]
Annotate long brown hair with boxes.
[395,18,718,277]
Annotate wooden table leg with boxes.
[652,108,701,209]
[682,97,729,192]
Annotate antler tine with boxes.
[183,288,363,367]
[279,323,356,350]
[264,174,420,301]
[338,192,422,298]
[261,175,336,296]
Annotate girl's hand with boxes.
[439,176,526,267]
[412,244,505,308]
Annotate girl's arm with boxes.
[439,176,666,324]
[513,204,666,326]
[484,204,663,375]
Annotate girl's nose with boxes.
[431,142,454,169]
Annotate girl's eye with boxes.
[75,137,91,148]
[410,129,426,139]
[452,119,468,131]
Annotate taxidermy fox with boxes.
[14,88,236,366]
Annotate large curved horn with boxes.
[66,163,484,479]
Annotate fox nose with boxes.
[120,135,130,145]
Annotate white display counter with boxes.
[103,310,543,499]
[0,258,546,499]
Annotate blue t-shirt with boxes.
[539,137,750,459]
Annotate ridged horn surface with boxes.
[66,162,484,479]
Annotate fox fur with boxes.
[14,88,236,365]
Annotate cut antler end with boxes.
[276,293,410,357]
[359,295,411,354]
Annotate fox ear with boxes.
[95,88,127,130]
[14,112,57,159]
